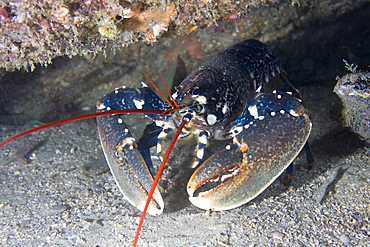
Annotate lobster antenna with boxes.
[0,109,163,147]
[159,74,180,109]
[132,120,187,247]
[142,71,178,109]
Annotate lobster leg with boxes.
[192,131,210,168]
[96,87,167,216]
[137,122,163,173]
[187,92,312,211]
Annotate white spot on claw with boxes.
[280,110,285,114]
[133,99,145,109]
[270,111,276,116]
[207,114,217,125]
[96,102,106,110]
[248,105,259,118]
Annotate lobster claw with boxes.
[96,88,165,215]
[187,104,311,211]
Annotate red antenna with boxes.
[0,109,163,147]
[132,120,187,246]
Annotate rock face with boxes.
[334,71,370,142]
[0,0,272,71]
[0,0,367,71]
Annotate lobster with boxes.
[0,39,312,246]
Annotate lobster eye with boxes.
[196,104,205,113]
[192,88,200,95]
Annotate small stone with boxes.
[271,231,285,240]
[40,204,68,217]
[79,189,92,198]
[55,6,69,18]
[339,234,350,245]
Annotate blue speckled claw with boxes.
[96,87,167,216]
[187,95,311,211]
[97,114,164,216]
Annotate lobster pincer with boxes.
[96,87,167,216]
[187,92,311,211]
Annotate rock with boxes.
[333,71,370,142]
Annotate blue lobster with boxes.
[95,39,312,217]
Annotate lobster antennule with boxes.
[133,120,187,247]
[159,74,180,109]
[142,71,180,109]
[0,109,164,147]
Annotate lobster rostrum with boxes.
[95,39,312,217]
